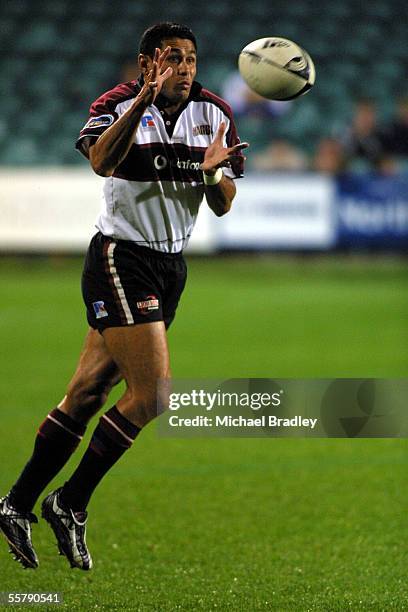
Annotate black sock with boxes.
[60,406,140,512]
[8,408,86,512]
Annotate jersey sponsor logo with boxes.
[92,301,108,319]
[176,158,201,170]
[193,124,213,137]
[136,295,159,314]
[154,155,168,170]
[153,155,201,171]
[141,114,155,129]
[83,114,114,130]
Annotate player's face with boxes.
[156,38,197,105]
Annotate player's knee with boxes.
[123,385,166,427]
[65,375,115,420]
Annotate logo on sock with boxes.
[92,301,108,319]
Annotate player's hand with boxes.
[138,47,173,107]
[200,122,249,174]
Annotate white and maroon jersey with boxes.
[76,79,244,253]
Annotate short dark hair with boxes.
[139,22,197,58]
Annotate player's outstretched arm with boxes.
[89,47,172,177]
[200,122,249,217]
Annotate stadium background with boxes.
[0,1,407,610]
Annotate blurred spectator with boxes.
[120,58,141,83]
[341,98,385,167]
[312,138,345,175]
[375,155,399,176]
[381,97,408,156]
[221,71,291,119]
[252,140,308,172]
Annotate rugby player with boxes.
[0,22,247,570]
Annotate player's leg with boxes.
[0,328,120,568]
[40,236,186,570]
[101,320,170,425]
[59,327,122,423]
[41,321,170,570]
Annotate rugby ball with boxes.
[238,37,315,100]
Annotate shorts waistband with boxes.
[97,233,184,260]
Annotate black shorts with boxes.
[82,232,187,332]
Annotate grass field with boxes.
[0,255,407,611]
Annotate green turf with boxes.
[0,255,407,611]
